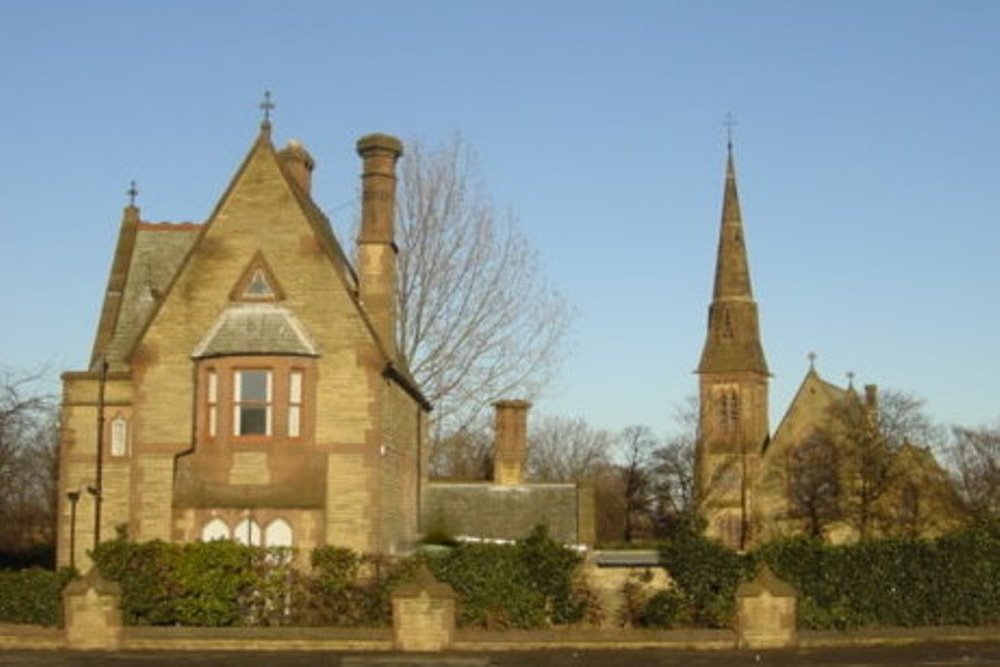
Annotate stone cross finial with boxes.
[724,112,737,148]
[126,180,138,207]
[807,351,817,369]
[259,90,275,126]
[846,371,855,388]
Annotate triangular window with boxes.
[230,252,285,302]
[245,269,274,297]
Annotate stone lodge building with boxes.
[57,119,431,570]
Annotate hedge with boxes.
[0,568,73,626]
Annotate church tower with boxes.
[695,142,770,550]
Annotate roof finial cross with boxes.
[723,112,737,150]
[126,180,138,207]
[259,90,275,126]
[846,371,856,389]
[807,351,817,370]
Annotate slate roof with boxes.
[192,303,318,358]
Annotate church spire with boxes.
[712,143,753,301]
[697,142,768,375]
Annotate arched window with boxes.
[265,518,293,548]
[110,414,128,457]
[201,518,230,542]
[233,518,262,546]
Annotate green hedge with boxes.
[89,525,590,629]
[0,568,73,626]
[757,519,1000,629]
[653,519,1000,630]
[424,526,588,628]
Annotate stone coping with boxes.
[1,623,996,652]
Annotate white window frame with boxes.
[288,370,303,438]
[110,414,128,457]
[207,370,218,438]
[234,369,272,436]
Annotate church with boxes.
[694,143,964,548]
[57,114,431,570]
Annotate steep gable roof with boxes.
[767,366,848,453]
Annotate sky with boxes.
[1,1,998,438]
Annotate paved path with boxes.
[2,643,999,667]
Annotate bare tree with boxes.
[527,415,612,482]
[618,425,657,542]
[650,396,697,535]
[949,422,1000,518]
[427,427,493,480]
[394,136,574,439]
[786,430,841,539]
[0,368,58,555]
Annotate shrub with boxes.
[424,526,589,629]
[0,568,73,626]
[658,528,754,628]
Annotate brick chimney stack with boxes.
[493,400,531,486]
[278,140,315,194]
[356,133,403,358]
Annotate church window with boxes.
[110,415,128,457]
[234,370,272,436]
[265,518,293,548]
[234,518,263,546]
[717,390,740,435]
[288,370,303,438]
[201,518,231,542]
[207,370,218,438]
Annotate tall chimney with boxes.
[493,400,531,486]
[356,133,403,358]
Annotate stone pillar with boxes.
[357,133,403,359]
[735,565,797,649]
[391,565,456,652]
[493,400,531,486]
[63,571,123,650]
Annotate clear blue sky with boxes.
[1,1,998,437]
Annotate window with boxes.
[207,370,218,438]
[201,518,230,542]
[717,389,740,435]
[110,415,128,457]
[265,519,293,548]
[234,518,262,546]
[234,370,272,436]
[288,370,303,437]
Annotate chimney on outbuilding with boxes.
[356,133,403,359]
[278,139,315,195]
[493,400,531,486]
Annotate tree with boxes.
[0,368,58,557]
[394,136,574,440]
[828,387,941,540]
[949,422,1000,519]
[786,430,841,539]
[527,415,612,482]
[650,397,697,536]
[618,425,657,542]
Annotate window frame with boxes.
[233,369,273,437]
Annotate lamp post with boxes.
[66,490,81,571]
[93,356,108,551]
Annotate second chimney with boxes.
[356,133,403,358]
[493,400,531,486]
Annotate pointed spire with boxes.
[697,140,769,376]
[712,143,753,300]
